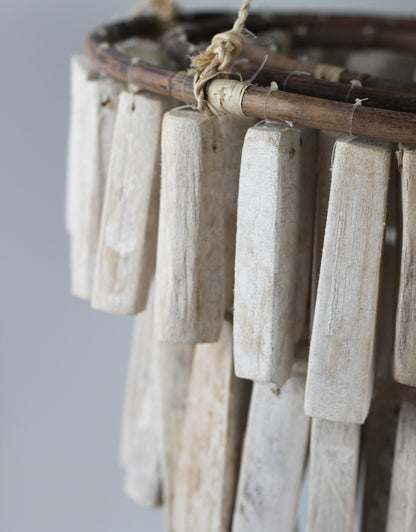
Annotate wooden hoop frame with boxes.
[86,12,416,145]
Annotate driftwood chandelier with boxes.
[66,0,416,530]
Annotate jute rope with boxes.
[189,0,253,115]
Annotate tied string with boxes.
[349,97,368,136]
[189,0,253,115]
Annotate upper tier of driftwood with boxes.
[86,12,416,145]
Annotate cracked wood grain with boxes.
[234,122,301,385]
[172,321,251,532]
[91,91,173,315]
[154,108,225,343]
[305,136,391,423]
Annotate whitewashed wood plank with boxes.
[305,137,391,423]
[218,116,256,310]
[306,418,360,532]
[361,380,401,532]
[310,130,340,323]
[119,287,162,508]
[66,55,98,234]
[154,109,225,343]
[70,75,124,299]
[232,344,310,532]
[172,321,251,532]
[295,127,319,341]
[91,91,173,315]
[394,146,416,387]
[154,341,194,529]
[234,122,301,385]
[386,395,416,532]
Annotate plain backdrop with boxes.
[1,1,415,531]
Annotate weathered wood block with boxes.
[310,130,340,322]
[386,395,416,532]
[305,137,391,423]
[119,289,162,508]
[66,55,98,234]
[154,109,225,343]
[70,73,124,299]
[155,341,194,529]
[172,321,251,532]
[394,146,416,386]
[361,380,402,532]
[232,345,310,532]
[306,418,360,532]
[234,122,301,385]
[91,91,172,315]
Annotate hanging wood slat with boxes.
[306,418,360,532]
[234,122,301,386]
[155,341,194,528]
[232,345,310,532]
[386,395,416,532]
[70,72,124,300]
[172,321,251,532]
[91,90,172,315]
[154,108,225,343]
[119,289,162,508]
[305,136,391,424]
[394,146,416,387]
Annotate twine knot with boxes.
[189,0,252,115]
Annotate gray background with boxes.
[1,1,414,531]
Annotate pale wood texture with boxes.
[154,109,225,343]
[310,130,340,323]
[305,137,391,423]
[306,418,360,532]
[172,321,251,532]
[386,395,416,532]
[394,146,416,386]
[66,55,98,234]
[218,116,256,310]
[361,380,401,532]
[234,122,301,385]
[232,345,310,532]
[295,127,319,341]
[91,91,172,315]
[155,341,194,530]
[70,72,124,299]
[119,289,162,508]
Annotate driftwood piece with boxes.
[306,418,361,532]
[361,380,402,532]
[172,321,251,532]
[154,108,224,343]
[295,127,319,341]
[155,342,194,530]
[119,289,162,508]
[91,91,172,315]
[305,137,391,423]
[232,345,310,532]
[310,130,340,322]
[66,55,98,234]
[70,73,124,299]
[386,395,416,532]
[394,146,416,386]
[218,115,256,310]
[234,122,301,385]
